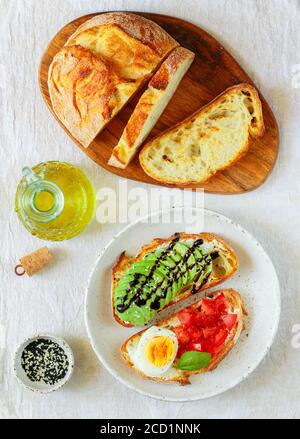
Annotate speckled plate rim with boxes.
[13,334,74,393]
[85,207,281,402]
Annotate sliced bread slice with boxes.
[108,47,195,168]
[139,83,265,184]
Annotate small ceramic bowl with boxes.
[14,334,74,393]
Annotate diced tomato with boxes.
[218,293,225,299]
[175,294,236,359]
[173,327,190,345]
[194,312,207,326]
[210,343,225,357]
[201,298,216,315]
[189,342,203,352]
[177,308,197,326]
[212,293,228,313]
[190,328,203,342]
[198,313,220,327]
[221,314,237,330]
[201,294,227,315]
[201,338,215,354]
[214,329,228,346]
[213,293,225,304]
[202,326,219,339]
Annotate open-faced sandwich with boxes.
[121,289,246,385]
[112,233,238,327]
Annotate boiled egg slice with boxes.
[132,326,178,377]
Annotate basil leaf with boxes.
[177,351,211,371]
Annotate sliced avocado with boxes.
[153,263,171,279]
[135,283,154,306]
[141,278,170,317]
[166,271,185,301]
[115,272,147,296]
[142,249,163,263]
[193,248,205,273]
[114,284,140,307]
[177,257,190,287]
[136,272,168,301]
[182,253,197,285]
[163,287,172,304]
[152,267,168,284]
[168,242,189,288]
[115,273,146,290]
[171,242,190,259]
[155,278,169,300]
[128,303,152,326]
[169,263,183,293]
[193,253,213,289]
[126,258,156,276]
[159,254,177,268]
[114,279,135,300]
[193,247,204,263]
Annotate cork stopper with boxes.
[15,247,53,276]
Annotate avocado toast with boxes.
[112,233,238,327]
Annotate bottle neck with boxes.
[21,179,64,223]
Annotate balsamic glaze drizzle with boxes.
[116,234,218,313]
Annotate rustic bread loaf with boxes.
[48,12,178,147]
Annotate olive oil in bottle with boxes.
[15,161,95,241]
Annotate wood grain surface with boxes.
[38,12,279,194]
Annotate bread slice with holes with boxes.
[108,47,195,168]
[121,289,246,385]
[139,83,265,184]
[112,232,238,327]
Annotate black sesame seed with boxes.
[21,338,69,385]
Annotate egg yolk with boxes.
[145,336,175,368]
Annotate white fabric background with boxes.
[0,0,299,419]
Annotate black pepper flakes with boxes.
[21,338,69,385]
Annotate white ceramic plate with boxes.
[85,208,280,401]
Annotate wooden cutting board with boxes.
[39,12,279,194]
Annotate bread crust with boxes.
[48,45,121,147]
[121,289,246,385]
[139,83,265,185]
[66,12,178,58]
[108,47,195,168]
[112,232,239,327]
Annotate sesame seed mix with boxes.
[21,338,69,385]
